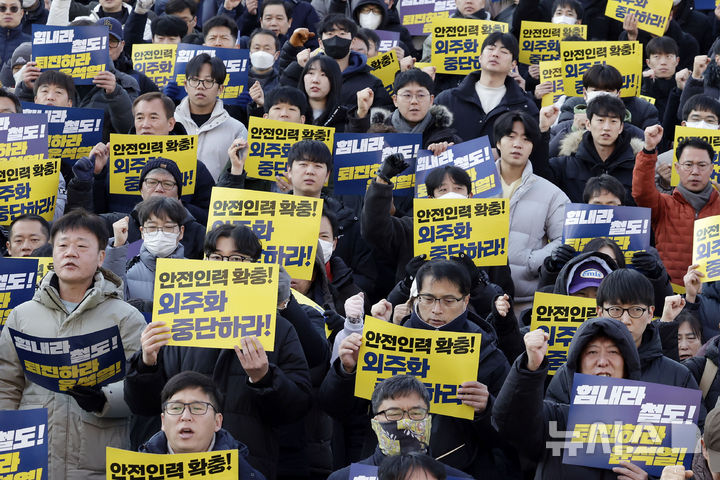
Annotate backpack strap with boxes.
[700,357,718,400]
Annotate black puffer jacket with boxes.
[682,282,720,342]
[685,334,720,413]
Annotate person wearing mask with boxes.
[243,29,281,114]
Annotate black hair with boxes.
[50,208,109,250]
[264,85,309,116]
[379,453,447,480]
[586,94,625,121]
[202,14,239,42]
[161,371,223,413]
[582,64,623,91]
[230,225,262,261]
[646,36,678,58]
[287,139,333,170]
[133,91,175,119]
[359,28,379,51]
[259,0,292,20]
[481,32,519,62]
[354,30,370,51]
[424,165,472,198]
[34,70,76,105]
[676,311,703,340]
[550,0,584,19]
[9,214,50,240]
[582,174,626,204]
[370,375,431,414]
[582,237,626,268]
[186,52,227,85]
[393,68,434,94]
[204,223,234,258]
[166,0,196,16]
[137,196,186,226]
[151,14,188,38]
[0,88,21,113]
[321,206,339,238]
[250,28,281,51]
[676,137,715,164]
[596,268,654,308]
[300,55,342,126]
[318,14,358,38]
[415,259,471,296]
[493,110,541,152]
[681,94,720,121]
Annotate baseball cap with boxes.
[11,42,31,69]
[568,260,607,294]
[97,17,123,42]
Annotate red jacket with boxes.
[632,149,720,285]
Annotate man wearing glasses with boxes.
[633,125,720,285]
[140,370,266,480]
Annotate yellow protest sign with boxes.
[108,134,198,195]
[430,17,508,75]
[206,188,322,280]
[670,125,720,186]
[21,257,54,285]
[292,288,330,338]
[153,258,278,350]
[131,43,177,89]
[414,198,509,266]
[368,49,400,96]
[244,116,334,181]
[638,95,655,104]
[692,215,720,282]
[519,21,587,65]
[605,0,673,37]
[106,447,238,479]
[0,157,59,225]
[530,292,597,375]
[560,41,642,97]
[539,59,565,107]
[355,316,481,420]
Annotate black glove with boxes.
[67,385,107,413]
[403,254,427,287]
[71,155,95,183]
[631,251,662,278]
[451,252,481,289]
[549,244,576,271]
[378,153,409,183]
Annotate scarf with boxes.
[677,181,713,213]
[391,108,433,135]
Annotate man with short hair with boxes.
[4,214,49,257]
[222,0,319,49]
[202,14,239,49]
[0,209,146,479]
[633,125,720,284]
[0,0,29,66]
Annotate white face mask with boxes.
[319,238,334,263]
[143,231,179,258]
[685,120,719,130]
[437,191,468,199]
[13,65,25,87]
[22,0,34,8]
[585,90,614,103]
[551,15,576,24]
[673,0,681,5]
[250,51,275,70]
[359,11,382,30]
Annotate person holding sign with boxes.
[321,260,516,478]
[633,125,720,285]
[493,318,649,479]
[0,209,146,479]
[139,371,266,480]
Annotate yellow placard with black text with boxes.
[670,125,720,186]
[560,41,642,97]
[430,17,507,75]
[692,215,720,282]
[539,59,564,107]
[0,157,59,225]
[131,43,177,89]
[519,21,587,65]
[605,0,673,37]
[106,447,238,479]
[368,50,399,96]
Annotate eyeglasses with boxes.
[163,401,215,415]
[186,77,218,89]
[207,253,254,262]
[143,224,180,234]
[602,306,648,319]
[396,92,431,102]
[0,5,20,12]
[143,178,177,190]
[375,407,428,421]
[678,162,712,172]
[417,293,466,307]
[109,38,120,48]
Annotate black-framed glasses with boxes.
[375,407,428,421]
[602,306,648,319]
[0,5,20,12]
[207,253,254,262]
[163,401,215,415]
[143,178,177,190]
[142,224,180,234]
[417,293,466,307]
[186,77,218,89]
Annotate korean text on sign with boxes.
[355,316,481,420]
[153,258,278,351]
[605,0,673,37]
[670,125,720,186]
[0,113,49,162]
[693,215,720,282]
[9,326,126,393]
[0,257,38,331]
[539,60,565,107]
[518,21,587,65]
[368,49,400,96]
[398,0,455,35]
[530,292,596,375]
[431,17,507,75]
[560,41,642,97]
[0,157,59,226]
[107,447,238,480]
[132,43,177,89]
[563,374,701,477]
[32,25,110,84]
[0,409,48,480]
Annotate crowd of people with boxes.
[4,0,720,478]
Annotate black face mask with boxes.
[322,36,351,59]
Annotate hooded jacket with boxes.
[349,0,416,58]
[682,282,720,342]
[140,428,266,480]
[0,269,146,480]
[548,129,644,204]
[685,334,720,413]
[557,96,659,133]
[493,317,642,480]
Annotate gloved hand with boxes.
[549,244,576,271]
[68,385,107,413]
[451,252,480,289]
[71,156,95,183]
[377,153,409,183]
[134,0,155,14]
[631,251,662,278]
[403,254,427,287]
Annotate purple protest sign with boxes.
[397,0,456,35]
[375,30,400,52]
[0,113,49,162]
[32,25,111,85]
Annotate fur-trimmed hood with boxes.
[369,104,454,130]
[558,128,644,157]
